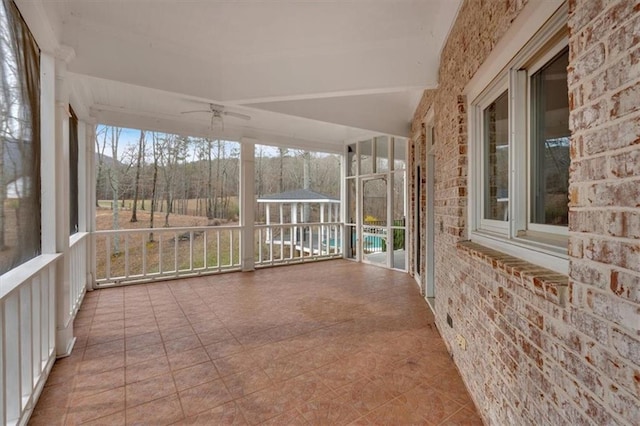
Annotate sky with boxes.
[96,125,333,162]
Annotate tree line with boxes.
[96,126,341,230]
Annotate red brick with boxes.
[609,387,640,423]
[581,180,640,208]
[568,42,606,87]
[568,0,605,33]
[607,12,640,60]
[579,115,640,156]
[587,289,640,334]
[570,308,610,342]
[610,269,640,303]
[610,81,640,119]
[611,327,640,365]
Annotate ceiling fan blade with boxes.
[181,109,210,114]
[223,111,251,120]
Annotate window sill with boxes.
[469,230,568,275]
[457,240,569,307]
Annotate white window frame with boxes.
[466,1,569,275]
[474,79,509,235]
[526,41,570,237]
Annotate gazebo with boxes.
[257,189,340,255]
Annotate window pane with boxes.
[531,48,570,226]
[0,0,41,275]
[360,139,372,175]
[347,143,356,176]
[483,91,509,221]
[392,171,405,224]
[70,108,79,234]
[347,178,356,224]
[393,137,406,170]
[375,136,388,172]
[362,177,386,226]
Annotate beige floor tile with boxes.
[31,261,482,426]
[178,378,233,418]
[125,372,177,408]
[172,361,220,392]
[125,394,184,425]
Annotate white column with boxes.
[53,47,75,357]
[340,150,348,258]
[240,138,255,272]
[85,118,97,290]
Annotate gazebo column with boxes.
[240,138,256,272]
[291,203,298,245]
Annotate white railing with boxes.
[0,254,59,426]
[255,222,343,267]
[94,225,242,286]
[94,223,343,285]
[69,232,88,318]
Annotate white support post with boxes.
[340,151,347,258]
[240,138,256,272]
[77,120,87,233]
[85,118,97,290]
[53,47,75,357]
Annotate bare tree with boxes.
[130,129,145,222]
[106,127,123,254]
[149,131,160,241]
[278,146,288,193]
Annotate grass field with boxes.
[95,207,244,281]
[97,197,239,221]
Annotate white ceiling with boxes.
[18,0,461,152]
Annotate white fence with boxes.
[94,225,242,286]
[255,222,343,267]
[0,255,59,426]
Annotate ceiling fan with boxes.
[181,103,251,131]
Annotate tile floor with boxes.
[30,260,483,425]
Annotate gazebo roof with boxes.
[257,189,339,204]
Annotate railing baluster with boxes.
[31,274,41,383]
[189,231,194,272]
[229,229,233,267]
[124,233,130,279]
[204,230,208,270]
[269,226,274,264]
[174,232,178,275]
[258,229,262,266]
[159,234,163,275]
[20,285,32,407]
[216,230,221,271]
[105,236,111,280]
[142,233,147,276]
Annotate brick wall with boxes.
[408,0,640,424]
